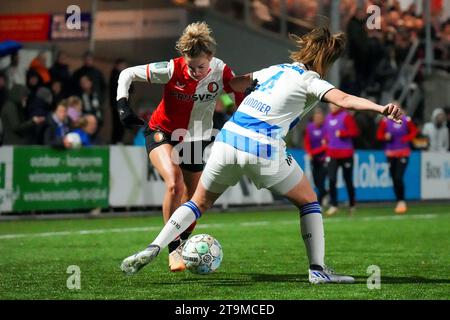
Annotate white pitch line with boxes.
[0,213,441,240]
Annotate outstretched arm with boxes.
[323,88,403,124]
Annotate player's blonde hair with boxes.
[175,22,217,57]
[290,27,346,78]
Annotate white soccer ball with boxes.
[65,132,82,149]
[182,234,223,275]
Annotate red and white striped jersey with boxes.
[117,56,241,141]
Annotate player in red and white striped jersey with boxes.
[116,22,243,272]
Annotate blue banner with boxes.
[288,149,421,202]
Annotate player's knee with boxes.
[301,192,318,206]
[166,177,184,198]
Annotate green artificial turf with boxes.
[0,204,449,300]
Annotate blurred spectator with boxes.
[324,103,359,216]
[72,114,98,146]
[376,106,418,214]
[43,99,72,149]
[4,52,26,89]
[0,71,7,111]
[1,85,45,145]
[346,8,369,95]
[27,87,53,144]
[109,58,128,144]
[79,75,103,128]
[67,95,83,127]
[72,51,105,100]
[251,0,280,33]
[303,108,328,206]
[49,51,71,95]
[27,87,53,118]
[26,69,43,103]
[50,80,65,109]
[422,108,449,151]
[28,52,51,85]
[353,110,379,149]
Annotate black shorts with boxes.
[144,125,212,172]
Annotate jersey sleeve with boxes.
[306,75,335,101]
[222,64,235,93]
[147,60,174,84]
[222,64,245,107]
[116,60,174,100]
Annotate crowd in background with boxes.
[210,0,450,151]
[1,0,449,152]
[0,50,130,149]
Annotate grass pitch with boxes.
[0,204,449,300]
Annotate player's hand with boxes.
[117,98,145,128]
[335,130,341,138]
[381,103,403,124]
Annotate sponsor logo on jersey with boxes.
[175,81,186,89]
[170,91,219,102]
[207,81,219,93]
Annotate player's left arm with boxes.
[323,88,403,124]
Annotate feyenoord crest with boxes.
[207,82,219,93]
[154,131,165,143]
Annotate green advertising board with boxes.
[12,147,109,211]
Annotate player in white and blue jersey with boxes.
[120,27,403,284]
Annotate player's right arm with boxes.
[116,61,174,128]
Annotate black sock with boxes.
[309,264,323,271]
[180,230,192,241]
[168,239,181,253]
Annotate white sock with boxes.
[151,201,201,249]
[299,201,325,268]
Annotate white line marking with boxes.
[0,213,441,240]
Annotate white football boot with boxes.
[121,244,160,276]
[309,265,355,284]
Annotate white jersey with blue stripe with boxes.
[217,63,335,158]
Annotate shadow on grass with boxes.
[365,275,450,285]
[149,273,450,286]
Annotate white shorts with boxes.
[201,142,303,195]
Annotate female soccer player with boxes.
[324,103,359,216]
[116,22,243,272]
[376,105,417,214]
[304,108,328,206]
[120,27,403,284]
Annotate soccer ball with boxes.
[65,132,82,149]
[182,234,223,275]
